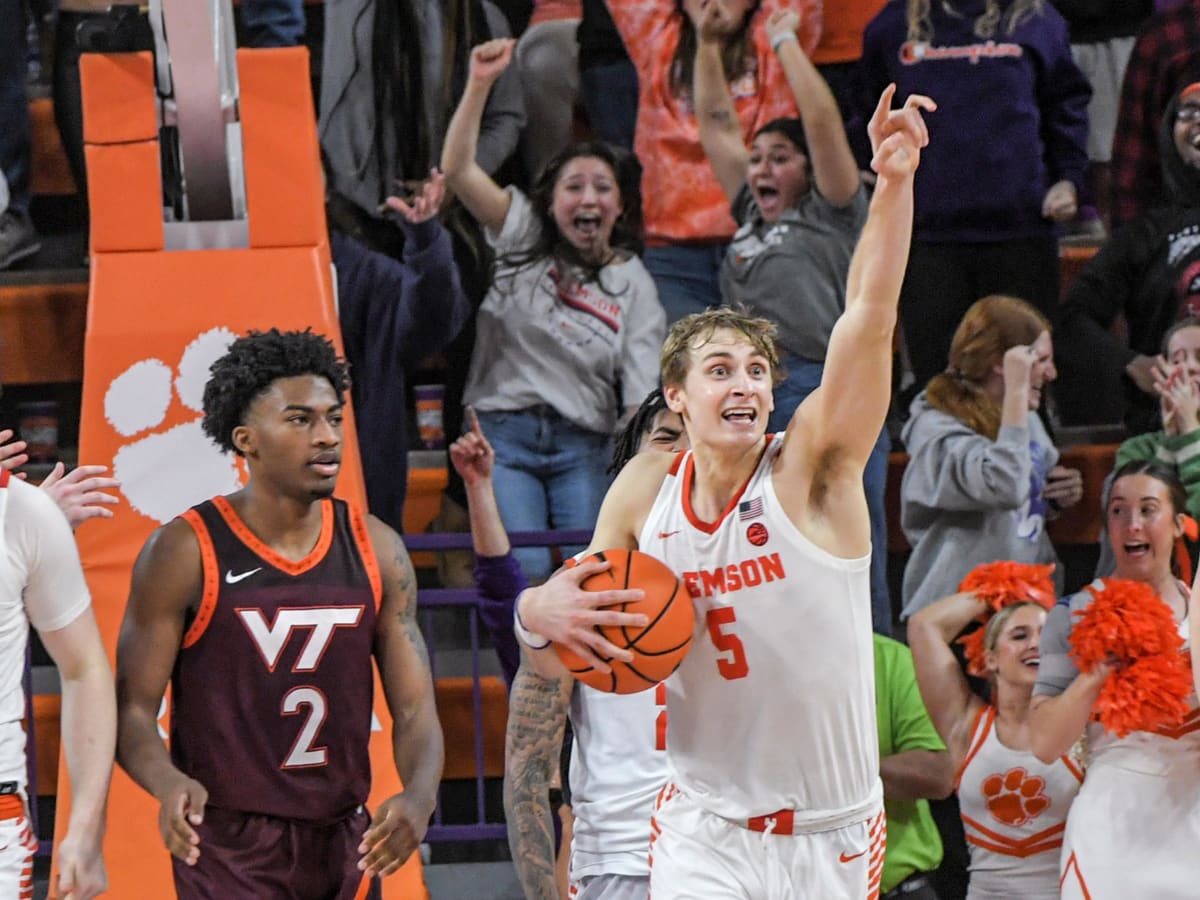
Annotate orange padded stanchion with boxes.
[61,46,428,899]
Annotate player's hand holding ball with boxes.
[157,773,208,866]
[358,792,427,878]
[516,556,648,672]
[555,550,694,693]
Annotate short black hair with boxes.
[608,388,670,475]
[202,329,350,455]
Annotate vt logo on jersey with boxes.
[238,606,364,672]
[682,553,786,598]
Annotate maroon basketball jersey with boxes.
[171,496,381,822]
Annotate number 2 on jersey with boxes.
[281,686,328,768]
[706,607,749,680]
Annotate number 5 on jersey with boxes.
[705,607,749,680]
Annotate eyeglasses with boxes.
[1178,105,1200,123]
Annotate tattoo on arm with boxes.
[390,530,431,675]
[504,665,570,899]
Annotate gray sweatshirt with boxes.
[899,392,1063,619]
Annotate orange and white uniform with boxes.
[1057,702,1200,899]
[955,705,1082,900]
[1037,591,1200,899]
[0,473,93,895]
[640,436,884,899]
[567,683,667,898]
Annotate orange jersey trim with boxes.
[866,808,887,900]
[0,794,24,820]
[1060,851,1094,899]
[962,815,1066,858]
[1157,707,1200,739]
[680,437,772,535]
[211,494,334,576]
[668,450,686,477]
[180,508,220,649]
[0,469,9,488]
[1062,754,1085,784]
[955,703,993,791]
[348,504,383,612]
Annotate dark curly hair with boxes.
[608,388,671,475]
[495,141,644,294]
[202,329,350,456]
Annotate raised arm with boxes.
[765,8,859,206]
[504,657,572,899]
[691,3,750,203]
[452,407,522,684]
[452,407,509,558]
[907,592,988,764]
[360,518,445,879]
[115,519,209,867]
[794,85,934,468]
[441,39,517,233]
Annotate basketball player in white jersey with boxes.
[503,390,686,900]
[0,472,115,900]
[512,83,934,899]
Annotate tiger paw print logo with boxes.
[982,768,1051,827]
[105,328,243,523]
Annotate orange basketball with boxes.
[554,549,694,694]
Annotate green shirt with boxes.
[874,635,945,893]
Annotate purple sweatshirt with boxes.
[857,0,1090,242]
[473,552,525,688]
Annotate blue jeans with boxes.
[579,59,638,150]
[643,244,727,326]
[768,353,894,635]
[240,0,305,48]
[0,0,31,216]
[476,408,612,583]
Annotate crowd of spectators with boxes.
[7,2,1200,895]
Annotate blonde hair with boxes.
[982,601,1045,663]
[660,307,781,387]
[925,294,1050,440]
[905,0,1044,42]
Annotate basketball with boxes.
[554,549,694,694]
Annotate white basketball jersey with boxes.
[956,705,1082,900]
[569,682,668,879]
[639,435,881,827]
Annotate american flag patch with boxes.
[738,497,763,520]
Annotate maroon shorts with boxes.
[172,805,382,900]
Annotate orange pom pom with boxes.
[1091,656,1193,738]
[958,561,1056,613]
[1069,578,1192,737]
[956,562,1057,677]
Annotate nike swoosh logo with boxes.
[225,567,262,584]
[658,531,680,539]
[839,849,867,864]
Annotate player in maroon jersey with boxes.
[114,329,444,898]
